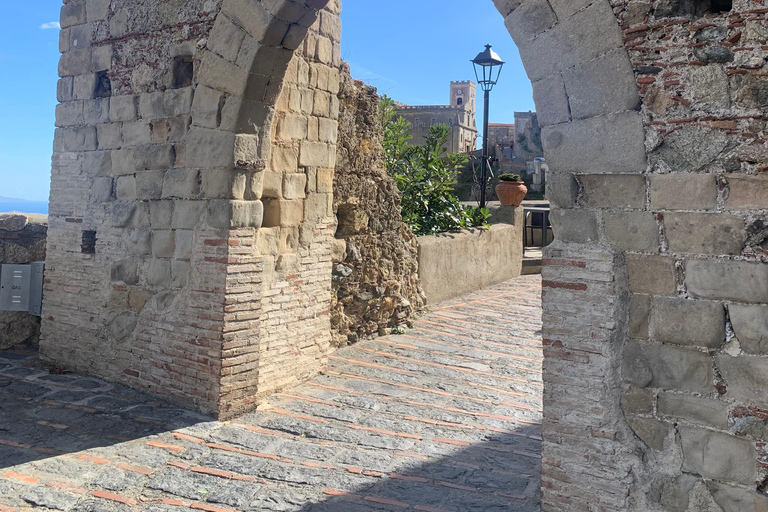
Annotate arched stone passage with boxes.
[44,0,768,509]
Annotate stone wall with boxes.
[0,213,47,349]
[494,0,768,508]
[331,69,425,345]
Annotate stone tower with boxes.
[450,80,476,118]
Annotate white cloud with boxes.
[40,22,61,30]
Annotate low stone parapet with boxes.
[0,212,48,349]
[416,207,523,304]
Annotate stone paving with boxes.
[0,275,542,512]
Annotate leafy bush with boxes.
[380,96,490,236]
[498,173,522,182]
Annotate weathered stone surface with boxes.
[622,340,713,393]
[621,386,653,414]
[664,212,745,256]
[690,64,731,107]
[706,482,768,512]
[657,392,730,429]
[541,112,647,174]
[626,414,671,450]
[648,474,699,512]
[549,209,599,243]
[604,212,658,252]
[727,175,768,210]
[629,294,651,339]
[651,297,725,348]
[717,355,768,407]
[729,304,768,355]
[681,427,757,485]
[579,174,646,209]
[686,259,768,303]
[649,173,717,211]
[656,127,730,172]
[626,255,677,296]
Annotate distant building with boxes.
[395,81,478,154]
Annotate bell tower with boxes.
[450,81,476,117]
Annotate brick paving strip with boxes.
[0,276,542,512]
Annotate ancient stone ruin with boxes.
[43,0,768,509]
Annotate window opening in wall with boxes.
[173,57,194,89]
[94,70,111,98]
[81,231,97,254]
[457,97,463,106]
[710,0,732,12]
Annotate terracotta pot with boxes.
[495,181,527,207]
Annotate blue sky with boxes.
[0,1,533,203]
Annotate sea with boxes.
[0,200,49,215]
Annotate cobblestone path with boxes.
[0,276,543,512]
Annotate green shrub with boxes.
[498,173,522,182]
[380,96,490,236]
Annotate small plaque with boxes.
[0,264,31,312]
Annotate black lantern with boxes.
[471,45,504,209]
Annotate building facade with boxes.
[395,81,478,154]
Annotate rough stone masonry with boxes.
[43,0,768,510]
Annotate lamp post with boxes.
[472,44,504,209]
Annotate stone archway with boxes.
[44,0,768,509]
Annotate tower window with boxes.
[173,56,194,89]
[457,98,463,106]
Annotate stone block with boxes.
[149,201,173,229]
[277,114,308,141]
[73,74,96,99]
[549,209,599,244]
[191,86,224,129]
[621,387,653,414]
[175,230,194,260]
[83,98,109,124]
[82,150,112,177]
[283,173,307,199]
[271,145,299,173]
[651,297,725,349]
[91,176,113,202]
[58,77,74,103]
[542,112,647,174]
[205,199,263,229]
[135,170,165,200]
[656,126,729,173]
[626,255,677,296]
[111,260,138,285]
[152,231,175,259]
[650,174,717,211]
[187,128,236,169]
[115,176,137,201]
[729,304,768,355]
[202,170,247,200]
[626,415,671,451]
[706,482,768,512]
[664,212,745,256]
[56,101,84,127]
[304,193,331,221]
[504,0,557,42]
[545,173,578,209]
[562,49,639,121]
[717,355,768,408]
[108,312,138,341]
[657,392,730,429]
[91,44,112,72]
[139,91,167,120]
[316,168,333,193]
[318,118,337,143]
[648,475,699,512]
[248,172,264,200]
[686,259,768,303]
[162,169,200,199]
[221,0,274,44]
[171,260,190,289]
[691,64,730,108]
[165,88,194,117]
[680,427,756,485]
[262,199,303,227]
[233,134,260,168]
[515,2,623,82]
[622,340,713,393]
[727,175,768,210]
[604,212,659,252]
[112,202,149,228]
[331,239,347,263]
[172,201,206,230]
[257,227,280,255]
[579,174,646,209]
[110,95,137,122]
[197,51,248,98]
[531,74,570,127]
[61,127,98,152]
[299,141,331,167]
[86,0,110,22]
[61,2,87,29]
[121,121,151,147]
[629,294,651,339]
[126,230,151,256]
[146,259,171,287]
[133,144,175,171]
[96,123,121,150]
[59,48,92,77]
[209,15,246,62]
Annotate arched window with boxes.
[457,97,463,106]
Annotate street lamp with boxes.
[472,44,504,209]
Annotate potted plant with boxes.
[495,174,528,207]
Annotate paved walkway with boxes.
[0,276,543,512]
